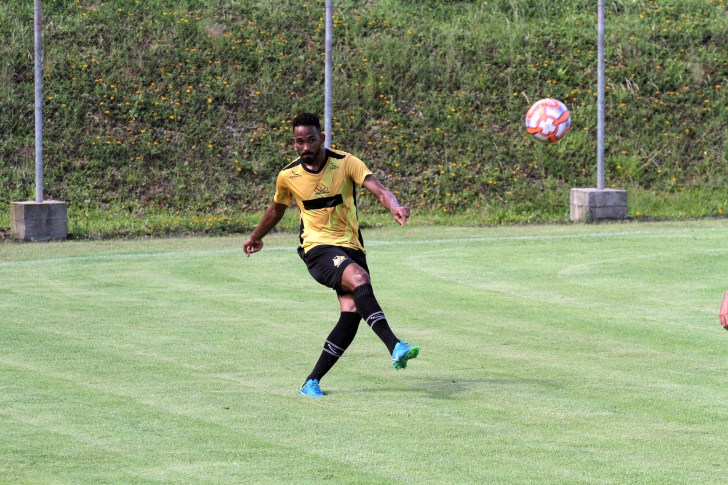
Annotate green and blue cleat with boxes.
[392,341,420,370]
[300,379,325,397]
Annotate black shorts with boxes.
[297,244,369,295]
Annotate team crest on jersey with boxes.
[329,161,339,170]
[314,183,329,195]
[333,256,347,267]
[289,171,302,178]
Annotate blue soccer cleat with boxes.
[300,379,325,397]
[392,341,419,370]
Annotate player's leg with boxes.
[340,263,397,353]
[301,302,361,396]
[298,246,365,397]
[297,245,417,397]
[341,263,419,370]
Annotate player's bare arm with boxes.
[720,290,728,330]
[243,201,288,257]
[361,174,410,226]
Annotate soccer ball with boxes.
[525,98,571,143]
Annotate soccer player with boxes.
[242,112,419,397]
[720,290,728,330]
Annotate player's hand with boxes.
[720,290,728,330]
[392,206,410,227]
[243,237,263,257]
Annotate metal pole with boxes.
[324,0,333,149]
[34,0,44,202]
[596,0,605,190]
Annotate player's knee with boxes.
[349,266,370,287]
[341,264,370,292]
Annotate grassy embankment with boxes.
[1,0,727,238]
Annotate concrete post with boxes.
[570,188,627,223]
[10,201,68,241]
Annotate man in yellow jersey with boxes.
[243,112,419,397]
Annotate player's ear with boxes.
[320,131,325,144]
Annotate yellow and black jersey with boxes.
[274,149,372,254]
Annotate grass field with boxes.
[2,220,728,484]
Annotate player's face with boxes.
[292,125,325,165]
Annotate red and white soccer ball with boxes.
[525,98,571,143]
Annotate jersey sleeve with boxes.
[346,154,373,186]
[273,172,292,206]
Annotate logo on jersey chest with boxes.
[289,171,302,178]
[333,256,347,267]
[314,183,330,196]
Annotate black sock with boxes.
[306,312,361,382]
[353,283,399,354]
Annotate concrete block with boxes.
[10,201,68,241]
[570,188,627,223]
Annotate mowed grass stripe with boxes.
[1,220,728,483]
[2,224,728,267]
[0,330,401,484]
[0,373,393,485]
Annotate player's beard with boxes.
[301,146,321,164]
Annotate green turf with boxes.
[2,220,728,484]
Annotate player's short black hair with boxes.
[292,112,321,132]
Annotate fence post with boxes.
[35,0,43,202]
[597,0,605,190]
[324,0,333,149]
[10,0,68,241]
[569,0,628,222]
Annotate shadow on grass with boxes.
[325,377,560,399]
